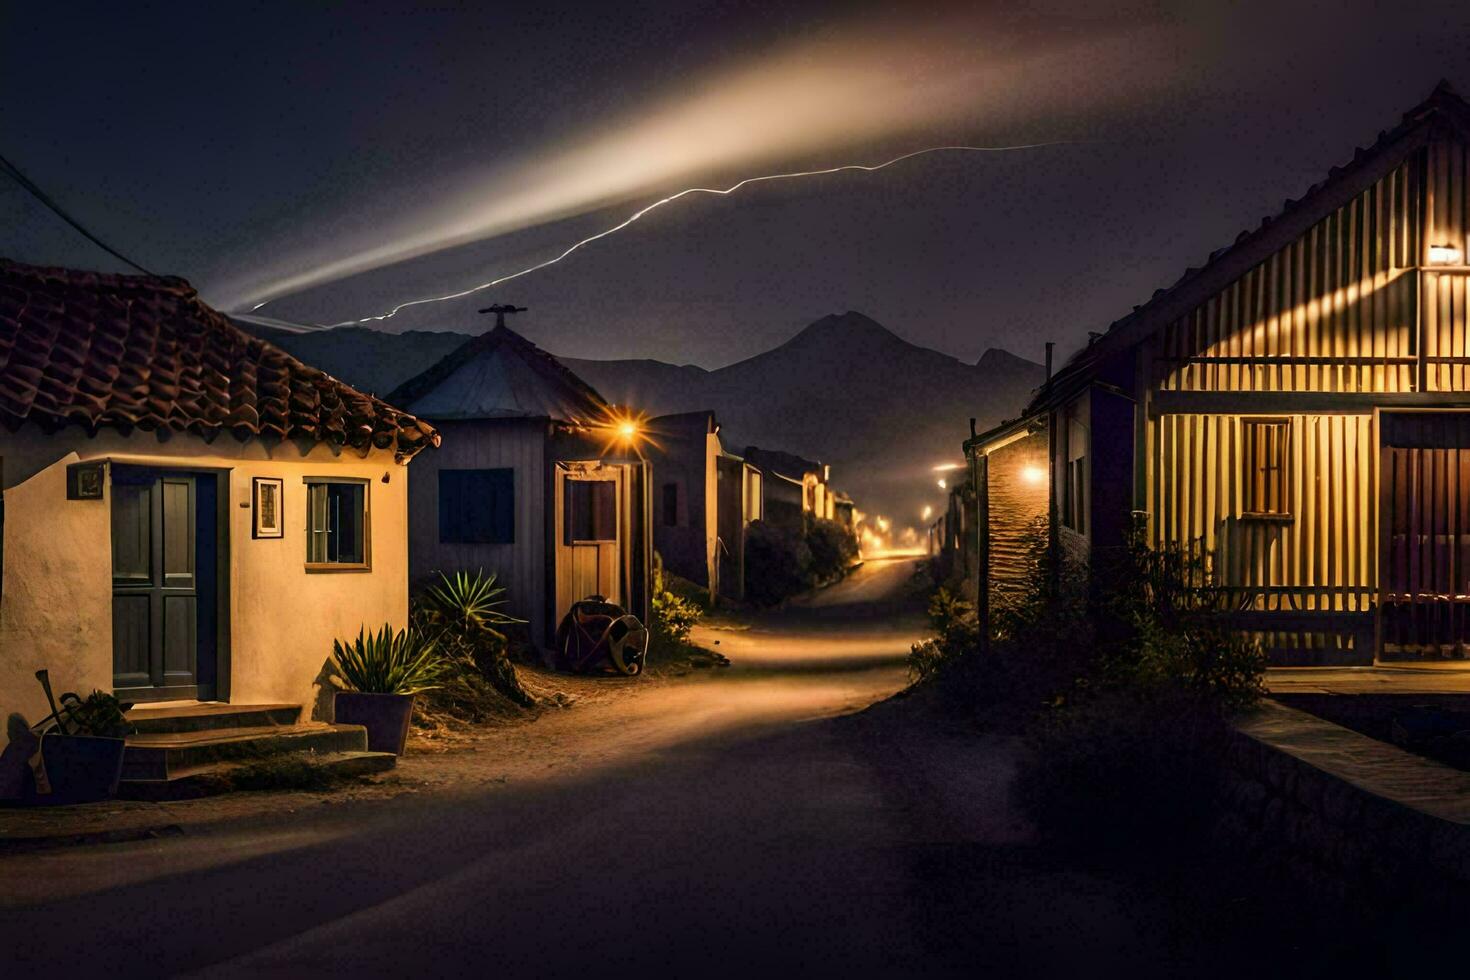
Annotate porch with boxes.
[1267,662,1470,696]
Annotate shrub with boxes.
[1092,523,1267,713]
[805,515,859,583]
[415,569,534,708]
[333,624,448,695]
[649,553,706,663]
[906,587,978,685]
[743,520,814,606]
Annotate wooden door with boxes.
[555,468,624,624]
[1381,413,1470,660]
[112,468,217,698]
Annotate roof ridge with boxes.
[384,322,611,423]
[1033,81,1470,409]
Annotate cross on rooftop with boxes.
[478,304,527,329]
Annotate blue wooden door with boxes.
[111,468,217,699]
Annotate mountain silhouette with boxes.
[249,312,1043,530]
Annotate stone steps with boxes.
[122,723,372,781]
[117,750,397,801]
[125,702,303,734]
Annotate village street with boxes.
[1,558,1315,978]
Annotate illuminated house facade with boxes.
[388,325,651,650]
[742,446,832,529]
[713,449,763,602]
[648,411,721,594]
[969,84,1470,665]
[0,260,437,722]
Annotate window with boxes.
[306,479,368,567]
[439,468,514,544]
[1243,419,1291,518]
[662,481,683,527]
[744,469,763,523]
[1062,419,1087,534]
[565,480,617,543]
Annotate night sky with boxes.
[6,2,1470,368]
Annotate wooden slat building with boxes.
[967,82,1470,665]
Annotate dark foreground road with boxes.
[0,557,1390,978]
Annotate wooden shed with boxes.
[388,325,652,651]
[970,82,1470,666]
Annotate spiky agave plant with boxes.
[423,569,525,636]
[333,624,449,695]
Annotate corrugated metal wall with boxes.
[1424,140,1470,390]
[1151,413,1376,614]
[407,419,548,645]
[1154,156,1420,393]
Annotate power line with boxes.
[0,151,155,275]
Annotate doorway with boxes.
[1380,412,1470,660]
[111,466,222,700]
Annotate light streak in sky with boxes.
[290,141,1081,328]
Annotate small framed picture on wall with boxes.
[252,477,284,538]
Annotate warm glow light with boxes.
[921,505,933,520]
[1429,244,1463,265]
[932,462,963,472]
[221,11,1171,315]
[1021,464,1046,486]
[937,478,947,490]
[591,408,654,455]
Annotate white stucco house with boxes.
[0,259,439,724]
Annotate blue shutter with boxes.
[440,469,514,544]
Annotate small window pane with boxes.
[566,480,617,543]
[1243,420,1291,516]
[307,481,367,564]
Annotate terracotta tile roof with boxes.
[0,259,438,458]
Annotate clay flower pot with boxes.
[40,733,126,804]
[334,691,414,755]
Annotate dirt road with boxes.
[0,557,1331,977]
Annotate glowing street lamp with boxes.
[1021,464,1046,486]
[937,478,947,490]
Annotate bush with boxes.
[333,624,448,695]
[908,516,1267,851]
[906,587,978,685]
[66,691,132,738]
[743,520,814,606]
[649,553,706,663]
[415,569,534,709]
[805,515,859,583]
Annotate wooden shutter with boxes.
[1243,419,1291,516]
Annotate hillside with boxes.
[252,312,1044,528]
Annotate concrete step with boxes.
[121,723,370,781]
[117,750,397,801]
[126,702,303,734]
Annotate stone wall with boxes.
[1219,701,1470,903]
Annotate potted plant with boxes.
[40,691,130,804]
[332,624,447,755]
